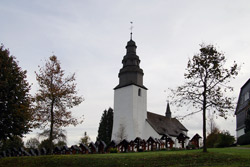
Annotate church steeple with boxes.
[112,32,148,141]
[114,37,147,90]
[165,102,172,118]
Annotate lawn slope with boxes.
[0,148,250,167]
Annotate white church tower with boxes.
[111,34,148,141]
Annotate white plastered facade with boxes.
[112,85,148,141]
[111,84,189,146]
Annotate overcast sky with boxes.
[1,0,249,145]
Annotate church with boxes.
[111,34,189,148]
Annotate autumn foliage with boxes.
[33,55,83,152]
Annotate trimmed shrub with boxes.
[110,148,118,153]
[206,133,219,148]
[138,149,144,152]
[214,132,235,148]
[186,144,196,150]
[207,131,235,148]
[237,132,250,145]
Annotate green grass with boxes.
[239,144,250,148]
[1,148,250,167]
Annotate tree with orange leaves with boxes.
[33,55,83,153]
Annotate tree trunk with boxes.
[202,103,207,152]
[49,100,54,154]
[202,84,207,152]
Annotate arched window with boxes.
[138,88,141,96]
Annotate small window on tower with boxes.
[138,88,141,96]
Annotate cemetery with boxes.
[0,134,202,158]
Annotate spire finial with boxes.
[130,21,133,40]
[166,100,172,118]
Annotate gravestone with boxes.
[19,147,30,156]
[95,141,106,154]
[29,149,36,156]
[11,148,19,156]
[40,147,47,155]
[1,151,6,158]
[88,142,98,154]
[106,140,118,153]
[118,139,130,153]
[134,137,142,152]
[71,145,80,154]
[54,146,62,155]
[79,143,90,154]
[147,136,156,151]
[6,149,12,157]
[62,145,70,154]
[34,148,41,156]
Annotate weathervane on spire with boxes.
[130,21,133,40]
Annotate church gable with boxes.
[146,112,188,137]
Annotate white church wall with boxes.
[173,137,179,148]
[172,137,189,148]
[112,85,134,141]
[182,131,187,136]
[184,139,189,148]
[112,85,147,141]
[143,121,161,140]
[132,85,147,138]
[174,137,181,148]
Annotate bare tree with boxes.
[79,132,91,145]
[115,124,127,142]
[170,44,239,152]
[38,128,67,144]
[26,138,40,149]
[207,113,219,135]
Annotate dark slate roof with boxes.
[235,78,250,115]
[109,140,118,147]
[114,39,147,90]
[190,133,202,141]
[165,102,172,118]
[89,142,98,152]
[241,78,250,90]
[79,143,90,150]
[146,111,188,137]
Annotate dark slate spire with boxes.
[114,37,147,90]
[165,102,172,118]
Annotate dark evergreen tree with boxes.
[0,44,32,141]
[0,136,24,152]
[96,108,113,144]
[97,109,108,143]
[106,108,113,142]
